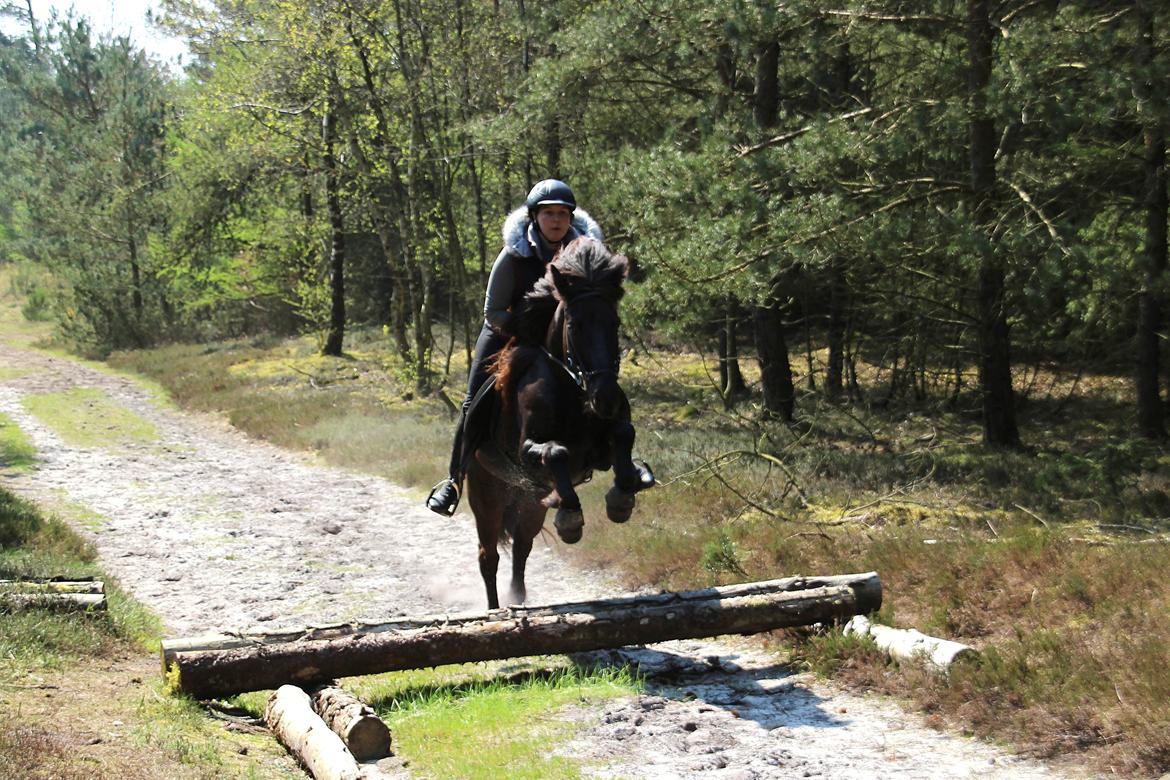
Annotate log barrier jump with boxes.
[162,572,881,699]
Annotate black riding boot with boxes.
[426,417,466,516]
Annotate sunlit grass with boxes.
[358,662,641,780]
[0,411,37,470]
[22,387,159,448]
[222,661,641,779]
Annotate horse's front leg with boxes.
[605,416,655,524]
[521,438,584,543]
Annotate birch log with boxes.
[0,592,106,611]
[266,685,361,780]
[0,579,106,611]
[844,615,979,670]
[0,579,104,594]
[310,684,392,761]
[163,572,881,699]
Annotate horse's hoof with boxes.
[554,507,584,544]
[605,485,636,523]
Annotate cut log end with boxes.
[310,684,392,762]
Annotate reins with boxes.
[544,291,620,393]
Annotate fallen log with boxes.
[310,683,392,761]
[266,685,361,780]
[0,592,107,611]
[163,572,880,699]
[0,579,104,594]
[844,615,978,671]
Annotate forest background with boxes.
[3,0,1170,776]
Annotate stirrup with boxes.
[634,460,656,489]
[426,478,461,517]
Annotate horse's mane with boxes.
[495,238,629,404]
[509,238,628,342]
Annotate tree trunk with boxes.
[322,103,346,358]
[825,260,846,401]
[968,0,1019,446]
[163,573,881,699]
[755,299,795,421]
[1135,0,1168,439]
[718,303,748,406]
[753,37,779,129]
[310,684,392,762]
[266,685,361,780]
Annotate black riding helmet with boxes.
[526,179,576,220]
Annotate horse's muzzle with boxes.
[586,374,624,419]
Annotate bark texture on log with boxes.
[310,684,392,761]
[266,685,361,780]
[164,572,880,699]
[0,592,107,611]
[845,615,978,670]
[0,579,104,594]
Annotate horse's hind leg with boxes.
[468,462,504,610]
[506,503,544,605]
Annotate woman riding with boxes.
[427,178,603,516]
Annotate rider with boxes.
[426,178,603,516]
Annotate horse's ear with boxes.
[549,264,568,295]
[613,253,630,280]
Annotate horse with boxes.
[464,237,654,610]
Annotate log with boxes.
[844,615,978,671]
[0,592,107,611]
[310,684,392,761]
[266,685,361,780]
[163,572,881,699]
[0,579,104,594]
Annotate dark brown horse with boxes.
[465,238,653,609]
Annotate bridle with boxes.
[543,290,620,393]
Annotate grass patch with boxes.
[0,490,162,673]
[22,387,159,449]
[0,411,36,471]
[0,485,289,778]
[352,661,640,779]
[219,660,642,780]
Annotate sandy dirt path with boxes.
[0,343,1101,779]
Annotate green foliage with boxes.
[701,529,747,578]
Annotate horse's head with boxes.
[546,238,629,419]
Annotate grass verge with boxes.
[0,487,291,779]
